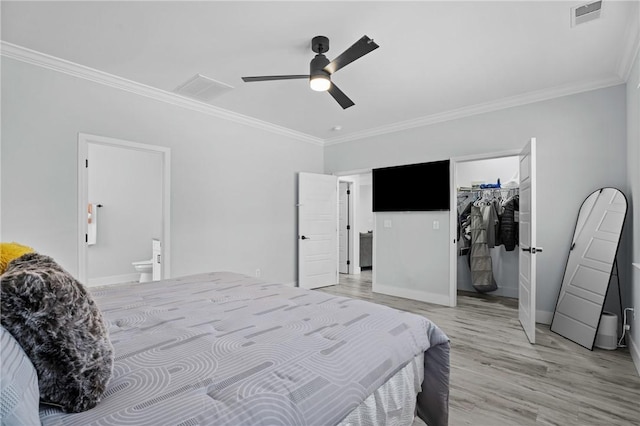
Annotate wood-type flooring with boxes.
[316,271,640,426]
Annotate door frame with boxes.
[77,133,171,284]
[449,149,521,308]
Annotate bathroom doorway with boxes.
[77,133,171,286]
[336,172,374,278]
[338,180,353,274]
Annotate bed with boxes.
[2,267,450,426]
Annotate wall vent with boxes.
[174,74,234,101]
[571,1,602,27]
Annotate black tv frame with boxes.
[372,160,450,212]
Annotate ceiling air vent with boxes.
[174,74,234,101]
[571,1,602,27]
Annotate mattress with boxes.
[39,272,449,425]
[338,352,424,426]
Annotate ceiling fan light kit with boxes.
[310,74,331,92]
[241,35,379,109]
[309,38,331,92]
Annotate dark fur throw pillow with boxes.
[0,252,113,413]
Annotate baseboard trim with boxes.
[629,334,640,377]
[536,310,554,325]
[373,283,451,306]
[493,287,519,299]
[87,273,139,287]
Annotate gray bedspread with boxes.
[40,272,449,426]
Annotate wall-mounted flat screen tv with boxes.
[372,160,450,212]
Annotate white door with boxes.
[519,138,540,344]
[550,188,627,349]
[338,182,350,274]
[298,172,338,289]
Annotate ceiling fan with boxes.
[241,35,379,109]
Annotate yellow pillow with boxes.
[0,242,34,274]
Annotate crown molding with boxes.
[0,41,324,146]
[1,41,628,149]
[324,75,625,146]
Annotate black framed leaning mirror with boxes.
[550,187,627,350]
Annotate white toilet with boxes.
[132,239,161,283]
[132,259,153,283]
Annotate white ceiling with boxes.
[2,1,638,144]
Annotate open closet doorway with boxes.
[456,155,520,297]
[450,139,539,344]
[337,172,374,278]
[77,134,171,286]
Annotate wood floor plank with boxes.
[318,271,640,425]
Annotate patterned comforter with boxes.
[40,272,450,426]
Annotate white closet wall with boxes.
[457,157,519,188]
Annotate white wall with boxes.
[456,156,519,298]
[358,173,373,233]
[359,187,373,233]
[326,85,628,320]
[626,48,640,373]
[87,143,163,282]
[375,211,451,305]
[1,58,323,284]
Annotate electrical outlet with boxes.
[255,269,261,278]
[623,307,635,331]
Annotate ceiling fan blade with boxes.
[327,82,355,109]
[324,35,379,75]
[242,75,309,82]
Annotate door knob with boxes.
[521,247,543,254]
[301,235,310,240]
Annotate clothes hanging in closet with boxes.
[500,195,519,251]
[456,195,474,255]
[458,189,519,253]
[469,204,498,293]
[457,188,519,293]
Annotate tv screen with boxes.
[372,160,450,212]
